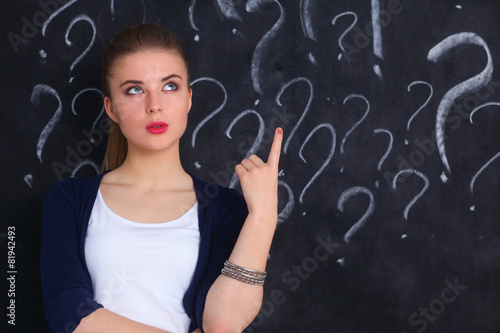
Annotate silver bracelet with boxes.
[224,261,267,278]
[223,266,266,281]
[220,260,267,286]
[221,267,265,285]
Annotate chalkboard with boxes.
[2,0,500,332]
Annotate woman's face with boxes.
[104,50,192,154]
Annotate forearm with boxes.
[74,308,172,333]
[227,210,276,270]
[202,128,282,332]
[203,211,277,332]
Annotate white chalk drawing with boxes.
[300,0,317,41]
[427,32,493,175]
[71,88,105,133]
[216,0,243,21]
[276,77,314,154]
[332,11,357,61]
[469,102,500,194]
[406,81,433,131]
[41,0,78,36]
[190,77,228,148]
[225,109,265,188]
[337,186,375,243]
[373,128,393,172]
[298,123,336,203]
[30,84,63,163]
[392,169,429,220]
[65,15,96,76]
[277,180,295,227]
[371,0,383,60]
[340,94,370,172]
[246,0,285,94]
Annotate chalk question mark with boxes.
[373,128,393,188]
[339,94,370,172]
[30,84,63,163]
[71,88,105,134]
[331,11,357,61]
[65,15,96,82]
[225,110,265,188]
[41,0,78,36]
[373,128,393,172]
[337,186,375,243]
[71,88,106,125]
[190,77,228,169]
[469,102,500,195]
[391,169,429,221]
[406,81,433,143]
[190,77,228,149]
[246,0,285,94]
[427,32,493,176]
[298,123,336,203]
[24,85,63,187]
[275,77,314,154]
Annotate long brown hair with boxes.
[100,23,189,171]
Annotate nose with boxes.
[147,92,162,113]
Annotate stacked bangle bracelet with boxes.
[221,260,267,286]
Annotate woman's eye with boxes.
[127,86,143,95]
[163,82,177,91]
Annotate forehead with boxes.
[112,50,187,80]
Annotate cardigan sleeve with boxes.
[40,180,103,333]
[194,187,249,332]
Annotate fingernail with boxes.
[277,127,283,134]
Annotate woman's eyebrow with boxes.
[119,80,142,88]
[161,74,182,82]
[119,74,183,88]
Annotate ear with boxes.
[104,96,119,123]
[187,88,193,114]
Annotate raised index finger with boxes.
[267,127,283,169]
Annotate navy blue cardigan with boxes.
[41,171,248,333]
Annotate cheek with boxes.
[113,99,141,121]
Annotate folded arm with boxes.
[74,308,171,333]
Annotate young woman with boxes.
[41,23,282,333]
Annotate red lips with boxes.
[146,121,168,134]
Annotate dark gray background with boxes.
[1,0,500,332]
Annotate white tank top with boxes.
[84,190,200,333]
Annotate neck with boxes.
[113,143,191,190]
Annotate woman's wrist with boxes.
[245,210,278,227]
